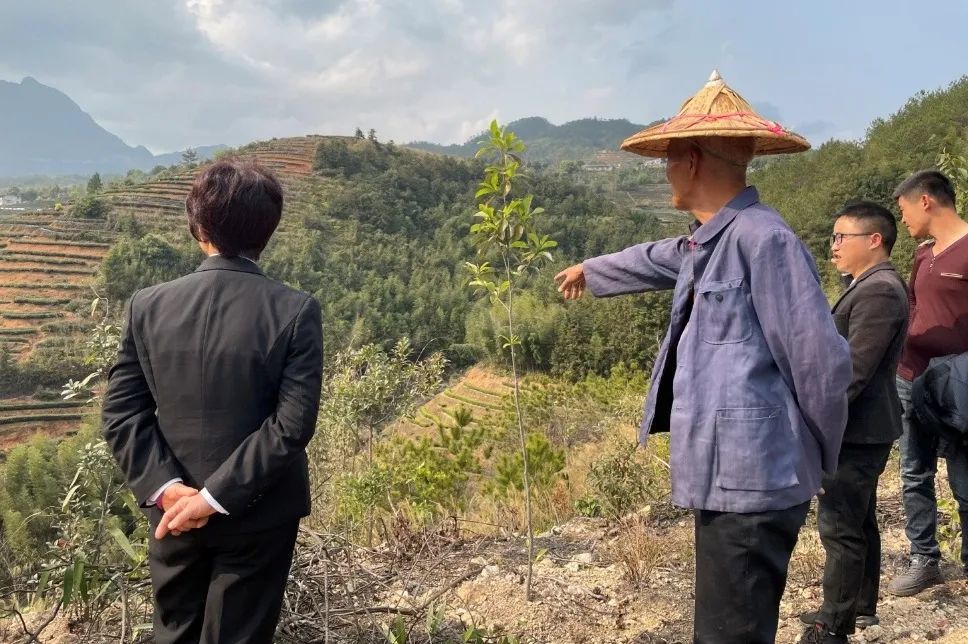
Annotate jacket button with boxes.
[715,294,724,302]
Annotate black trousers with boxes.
[148,520,299,644]
[694,501,809,644]
[816,442,892,635]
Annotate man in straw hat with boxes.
[555,71,851,643]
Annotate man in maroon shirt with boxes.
[890,170,968,596]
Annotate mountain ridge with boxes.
[0,77,224,176]
[406,116,659,164]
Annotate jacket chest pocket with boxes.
[697,278,752,344]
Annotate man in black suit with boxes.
[102,159,323,643]
[800,202,909,643]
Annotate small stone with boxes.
[471,556,487,566]
[575,552,595,565]
[864,625,884,641]
[481,564,501,577]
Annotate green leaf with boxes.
[61,484,81,511]
[110,527,140,562]
[36,570,50,598]
[61,565,75,607]
[76,560,88,601]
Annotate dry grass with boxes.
[606,519,669,587]
[787,511,827,587]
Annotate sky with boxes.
[1,0,965,154]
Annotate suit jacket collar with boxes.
[195,254,264,276]
[831,261,897,312]
[689,186,760,245]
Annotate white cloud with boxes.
[0,0,675,150]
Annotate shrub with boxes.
[99,233,201,303]
[491,432,565,495]
[0,421,99,565]
[334,407,485,528]
[588,440,656,519]
[70,195,111,220]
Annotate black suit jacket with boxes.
[102,255,323,534]
[831,261,909,444]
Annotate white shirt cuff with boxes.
[147,478,182,506]
[200,488,229,515]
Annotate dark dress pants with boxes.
[148,519,299,644]
[816,442,892,635]
[694,501,809,644]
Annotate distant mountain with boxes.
[407,116,659,164]
[0,77,224,177]
[151,144,228,168]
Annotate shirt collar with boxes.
[689,186,760,245]
[850,260,896,286]
[209,252,259,267]
[196,254,264,276]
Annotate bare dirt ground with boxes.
[9,470,963,644]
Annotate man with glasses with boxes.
[799,202,909,644]
[890,170,968,596]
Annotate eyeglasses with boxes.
[830,232,874,246]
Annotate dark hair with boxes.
[835,201,898,254]
[186,159,283,258]
[892,169,956,209]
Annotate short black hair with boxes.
[835,201,898,254]
[186,159,283,258]
[892,169,956,209]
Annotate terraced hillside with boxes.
[102,135,326,229]
[0,209,114,447]
[396,366,512,435]
[0,136,329,450]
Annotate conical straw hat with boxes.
[621,70,810,158]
